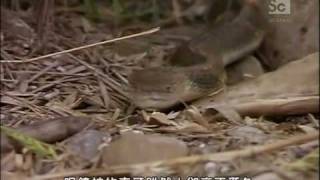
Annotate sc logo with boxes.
[268,0,291,15]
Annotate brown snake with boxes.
[128,0,268,110]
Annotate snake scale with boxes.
[128,0,268,110]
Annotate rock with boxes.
[65,130,111,162]
[102,132,188,166]
[226,126,269,144]
[258,0,319,69]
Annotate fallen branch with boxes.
[205,96,319,119]
[233,96,319,116]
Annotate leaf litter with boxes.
[0,1,318,179]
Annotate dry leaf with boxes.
[149,112,176,126]
[185,107,210,129]
[175,121,211,134]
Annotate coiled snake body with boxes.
[128,0,268,110]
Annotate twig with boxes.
[307,113,319,128]
[31,132,319,180]
[1,93,46,116]
[1,27,160,63]
[54,48,128,99]
[98,78,111,110]
[30,76,70,94]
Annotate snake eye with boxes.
[165,86,172,92]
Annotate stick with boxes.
[206,96,319,120]
[233,96,319,116]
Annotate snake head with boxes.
[128,66,225,111]
[128,67,189,110]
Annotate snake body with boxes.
[128,0,268,110]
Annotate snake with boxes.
[128,0,268,110]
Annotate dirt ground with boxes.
[0,1,319,180]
